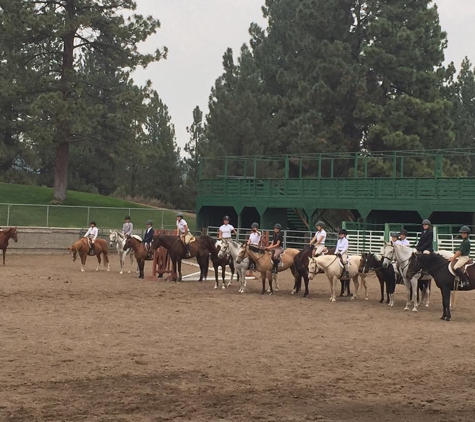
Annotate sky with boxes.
[132,0,475,154]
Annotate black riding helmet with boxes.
[125,216,131,220]
[422,219,431,226]
[274,223,282,230]
[315,221,325,228]
[251,222,259,229]
[90,221,96,226]
[223,215,230,221]
[339,229,347,235]
[459,225,471,234]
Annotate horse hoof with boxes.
[379,300,383,303]
[351,296,356,301]
[412,308,418,313]
[120,271,123,275]
[128,271,131,274]
[221,285,226,290]
[268,292,273,296]
[291,290,296,295]
[425,304,430,308]
[80,269,85,273]
[331,298,336,303]
[214,285,217,290]
[107,269,110,272]
[404,307,410,311]
[261,291,265,295]
[303,294,308,298]
[445,317,451,322]
[274,288,279,292]
[365,297,369,301]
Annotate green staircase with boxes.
[286,208,308,232]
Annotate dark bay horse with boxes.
[407,252,475,321]
[201,237,236,289]
[123,236,151,279]
[360,253,396,305]
[292,246,336,298]
[69,238,110,272]
[152,234,212,282]
[0,227,18,265]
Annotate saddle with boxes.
[448,259,475,276]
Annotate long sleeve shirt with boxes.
[122,222,133,236]
[84,227,98,240]
[336,237,348,254]
[416,230,433,252]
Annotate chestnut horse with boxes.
[69,238,110,272]
[0,227,18,265]
[124,236,150,279]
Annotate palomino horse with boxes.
[381,242,445,312]
[236,244,299,295]
[0,227,18,265]
[407,251,475,321]
[123,236,150,279]
[69,238,110,272]
[217,239,249,293]
[109,230,140,274]
[308,255,368,302]
[151,234,211,282]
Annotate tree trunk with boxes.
[53,141,70,201]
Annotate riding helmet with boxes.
[422,219,431,225]
[315,221,325,227]
[274,223,282,229]
[339,229,347,235]
[390,232,398,238]
[146,220,153,226]
[223,215,230,221]
[176,212,183,218]
[125,216,131,220]
[251,222,259,228]
[459,226,471,234]
[400,229,408,236]
[90,221,96,226]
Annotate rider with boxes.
[390,232,403,283]
[309,221,326,257]
[416,219,434,254]
[84,221,98,255]
[336,229,349,279]
[218,216,237,239]
[267,223,284,274]
[396,229,410,247]
[247,222,261,270]
[390,232,399,243]
[450,226,471,288]
[176,212,194,257]
[143,220,154,249]
[123,216,133,237]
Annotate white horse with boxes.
[308,254,368,302]
[217,239,248,293]
[109,230,141,274]
[381,242,452,312]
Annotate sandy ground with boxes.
[1,254,475,422]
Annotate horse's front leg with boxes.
[177,259,182,282]
[221,265,226,289]
[81,254,86,272]
[330,276,338,302]
[2,248,5,266]
[261,271,266,295]
[410,277,419,312]
[118,251,124,274]
[213,264,219,289]
[268,271,273,295]
[404,279,412,311]
[95,254,101,272]
[351,277,359,300]
[129,251,134,274]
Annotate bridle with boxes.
[308,255,338,276]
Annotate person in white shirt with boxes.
[395,229,410,247]
[390,232,404,284]
[122,216,133,237]
[84,221,98,255]
[336,229,349,279]
[176,212,194,257]
[390,232,399,243]
[247,222,261,246]
[309,221,327,257]
[219,216,236,239]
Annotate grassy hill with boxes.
[0,183,195,230]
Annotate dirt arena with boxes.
[1,254,475,422]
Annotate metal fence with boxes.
[0,203,196,230]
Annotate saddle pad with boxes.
[448,259,475,276]
[132,234,142,242]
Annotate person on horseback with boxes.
[450,226,471,288]
[218,216,236,239]
[336,229,349,279]
[396,229,410,247]
[247,222,261,270]
[309,221,326,257]
[143,220,154,249]
[84,221,98,256]
[123,216,133,237]
[390,232,399,243]
[266,223,284,274]
[416,219,433,254]
[176,212,194,257]
[390,232,403,284]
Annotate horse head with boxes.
[381,242,394,268]
[307,257,318,280]
[407,252,424,280]
[235,243,248,264]
[123,236,133,251]
[109,230,117,247]
[359,253,371,274]
[216,239,228,259]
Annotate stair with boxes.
[286,208,308,232]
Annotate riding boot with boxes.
[341,266,349,280]
[272,259,279,274]
[185,245,191,258]
[455,268,469,289]
[89,244,95,256]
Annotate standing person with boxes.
[450,226,471,288]
[176,212,194,257]
[247,222,261,270]
[416,219,434,254]
[123,216,133,237]
[143,220,154,249]
[336,229,349,279]
[266,223,284,274]
[309,221,326,257]
[396,229,410,247]
[84,221,98,255]
[218,216,236,240]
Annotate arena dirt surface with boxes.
[1,254,475,422]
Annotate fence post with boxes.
[7,204,10,226]
[46,205,50,227]
[87,207,90,227]
[161,210,164,229]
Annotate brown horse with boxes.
[123,236,151,279]
[0,227,18,265]
[69,238,110,272]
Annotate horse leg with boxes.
[177,259,182,282]
[129,252,134,274]
[351,277,359,300]
[213,263,219,289]
[171,257,178,282]
[2,248,5,266]
[104,252,110,271]
[239,264,246,293]
[339,280,345,297]
[388,276,396,307]
[411,277,419,312]
[404,279,412,311]
[303,273,309,298]
[441,285,452,321]
[139,259,144,279]
[261,271,266,295]
[426,280,431,307]
[331,277,338,302]
[221,265,226,289]
[268,271,273,295]
[95,253,101,272]
[379,279,384,303]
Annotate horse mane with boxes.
[249,245,266,254]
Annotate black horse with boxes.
[292,246,337,298]
[407,252,475,321]
[360,253,396,304]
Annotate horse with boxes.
[360,253,396,306]
[292,246,336,298]
[109,230,140,274]
[308,254,368,302]
[123,236,152,279]
[69,237,110,272]
[205,238,235,290]
[407,252,475,321]
[236,244,299,295]
[381,242,444,312]
[217,239,249,293]
[0,227,18,265]
[151,234,211,282]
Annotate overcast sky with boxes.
[132,0,475,154]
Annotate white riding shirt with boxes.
[336,237,348,254]
[219,224,235,239]
[176,218,188,234]
[395,238,410,247]
[249,231,261,246]
[312,229,326,245]
[123,222,133,236]
[84,227,98,240]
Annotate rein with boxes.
[309,255,338,276]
